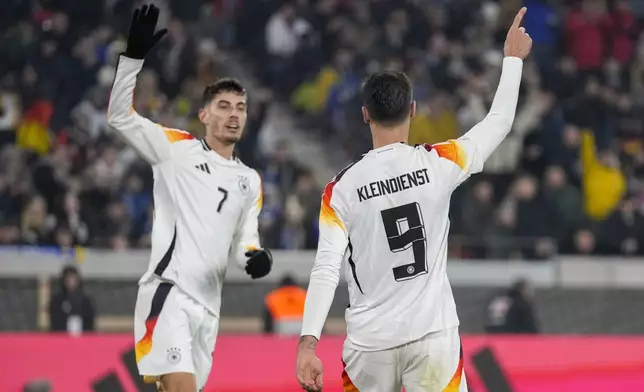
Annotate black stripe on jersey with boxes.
[154,226,177,276]
[347,239,363,294]
[331,154,364,184]
[201,138,240,162]
[146,282,173,321]
[195,163,211,174]
[200,139,211,151]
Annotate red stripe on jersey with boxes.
[320,180,344,230]
[164,129,195,144]
[320,158,360,230]
[427,140,467,171]
[341,361,359,392]
[134,283,174,363]
[442,343,464,391]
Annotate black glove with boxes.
[244,249,272,279]
[125,4,167,59]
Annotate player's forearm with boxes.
[461,57,523,163]
[300,251,342,340]
[107,55,144,129]
[233,201,262,269]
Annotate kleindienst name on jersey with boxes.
[356,168,430,202]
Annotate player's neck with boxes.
[371,125,409,150]
[204,136,235,160]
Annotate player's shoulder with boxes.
[332,156,367,183]
[413,140,466,169]
[162,128,201,151]
[324,155,366,196]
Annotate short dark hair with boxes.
[202,78,246,107]
[361,70,412,126]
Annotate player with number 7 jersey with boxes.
[108,4,273,391]
[297,7,531,392]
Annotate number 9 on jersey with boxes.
[380,202,428,282]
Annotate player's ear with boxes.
[362,106,370,124]
[409,101,416,119]
[198,107,208,125]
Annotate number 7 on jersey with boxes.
[380,202,428,281]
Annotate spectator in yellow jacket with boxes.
[408,93,459,146]
[580,130,626,220]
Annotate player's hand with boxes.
[297,337,324,391]
[244,248,272,279]
[504,7,532,60]
[125,4,167,59]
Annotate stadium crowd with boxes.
[0,0,321,252]
[239,0,644,258]
[0,0,642,258]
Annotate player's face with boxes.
[200,92,247,144]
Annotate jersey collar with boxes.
[367,142,408,155]
[200,139,240,165]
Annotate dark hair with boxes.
[202,78,246,107]
[361,70,413,126]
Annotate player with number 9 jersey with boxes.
[297,7,531,392]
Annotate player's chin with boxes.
[223,134,241,144]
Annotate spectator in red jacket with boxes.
[601,0,637,65]
[564,0,606,72]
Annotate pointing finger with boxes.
[512,7,527,29]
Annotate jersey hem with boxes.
[343,320,460,352]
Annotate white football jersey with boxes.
[301,57,523,351]
[107,56,262,317]
[317,141,481,351]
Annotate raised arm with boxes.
[107,56,193,164]
[107,4,191,165]
[427,8,531,188]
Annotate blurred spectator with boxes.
[580,130,626,220]
[460,180,496,258]
[409,91,459,146]
[522,0,559,72]
[504,174,552,258]
[121,175,151,241]
[21,195,54,245]
[263,274,306,336]
[542,165,584,244]
[564,0,606,72]
[48,265,95,334]
[485,279,540,334]
[0,86,21,146]
[599,198,644,255]
[567,228,598,255]
[265,1,311,91]
[484,207,519,259]
[261,139,304,198]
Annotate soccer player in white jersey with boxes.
[296,8,532,392]
[107,5,273,392]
